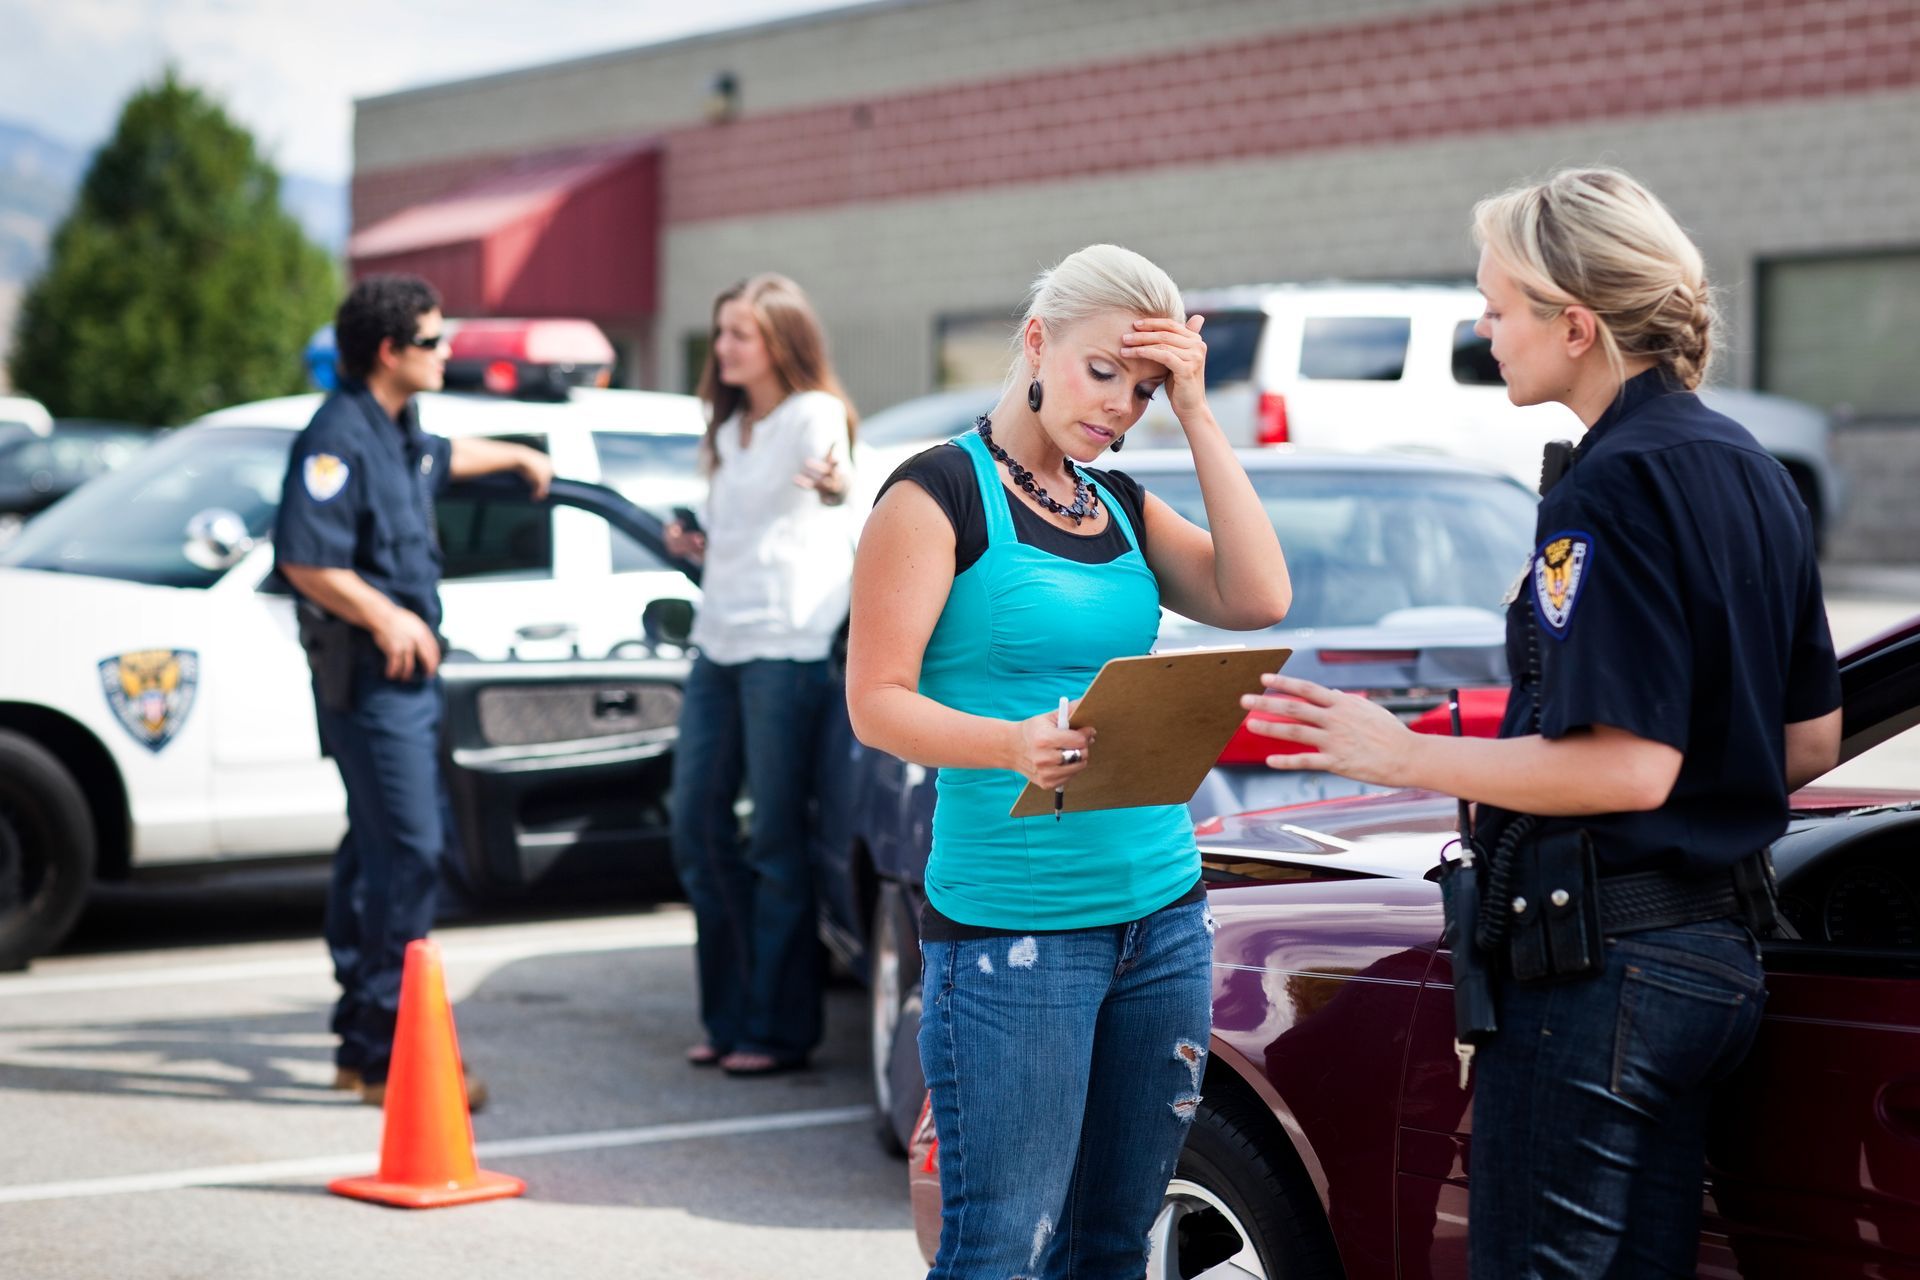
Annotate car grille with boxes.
[475,684,683,747]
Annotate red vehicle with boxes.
[910,616,1920,1278]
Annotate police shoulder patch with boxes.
[303,453,350,503]
[1531,531,1592,639]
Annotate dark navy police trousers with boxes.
[1470,918,1767,1278]
[315,668,446,1084]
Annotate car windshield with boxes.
[592,431,706,514]
[0,425,293,588]
[0,430,151,484]
[861,390,997,447]
[1138,466,1537,631]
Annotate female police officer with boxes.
[1243,169,1843,1276]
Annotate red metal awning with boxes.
[348,143,661,320]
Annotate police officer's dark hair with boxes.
[1472,168,1718,390]
[335,275,442,381]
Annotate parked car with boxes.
[849,384,998,510]
[0,394,52,440]
[905,615,1920,1278]
[0,321,708,968]
[0,422,156,545]
[820,447,1539,1151]
[1130,282,1842,542]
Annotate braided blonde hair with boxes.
[1472,168,1717,389]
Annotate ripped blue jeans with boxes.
[918,897,1215,1279]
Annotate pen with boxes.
[1054,695,1070,822]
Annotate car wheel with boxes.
[1147,1092,1342,1280]
[869,879,921,1155]
[0,730,97,970]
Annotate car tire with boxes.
[0,730,97,970]
[869,879,921,1155]
[1147,1090,1342,1280]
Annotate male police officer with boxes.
[276,275,552,1107]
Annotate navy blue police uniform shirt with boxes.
[274,381,454,637]
[1490,367,1842,876]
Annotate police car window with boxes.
[1142,467,1536,630]
[1299,317,1411,381]
[593,431,705,575]
[592,432,704,515]
[1452,321,1505,386]
[0,425,289,589]
[437,435,552,582]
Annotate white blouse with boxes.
[690,389,858,665]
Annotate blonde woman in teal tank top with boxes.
[847,245,1292,1278]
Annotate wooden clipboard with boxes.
[1009,645,1293,818]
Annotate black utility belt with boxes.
[1596,863,1744,935]
[1499,830,1776,985]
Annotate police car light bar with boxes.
[445,318,617,400]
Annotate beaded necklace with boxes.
[974,415,1100,525]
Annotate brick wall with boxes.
[353,0,1920,559]
[353,0,1477,174]
[660,88,1920,420]
[658,0,1919,225]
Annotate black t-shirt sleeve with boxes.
[1784,534,1843,723]
[877,443,987,574]
[1083,465,1150,561]
[1533,473,1692,752]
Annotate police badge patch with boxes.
[1531,532,1591,639]
[303,453,349,503]
[100,649,199,752]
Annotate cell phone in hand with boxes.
[671,506,703,536]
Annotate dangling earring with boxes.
[1109,435,1124,452]
[1027,379,1044,413]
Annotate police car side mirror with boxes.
[183,507,255,572]
[642,598,695,650]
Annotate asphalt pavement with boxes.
[3,573,1914,1279]
[0,903,924,1279]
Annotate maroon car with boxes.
[910,616,1920,1277]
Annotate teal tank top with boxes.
[918,431,1199,931]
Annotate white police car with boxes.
[0,322,707,967]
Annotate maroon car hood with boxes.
[1197,784,1920,878]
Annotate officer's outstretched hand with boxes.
[1241,674,1416,787]
[373,605,442,681]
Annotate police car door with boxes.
[203,541,346,856]
[1699,629,1920,1276]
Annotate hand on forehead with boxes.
[1046,312,1181,379]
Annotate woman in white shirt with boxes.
[665,274,857,1075]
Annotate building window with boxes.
[1760,251,1920,423]
[935,310,1019,390]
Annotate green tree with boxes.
[9,70,337,424]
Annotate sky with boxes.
[0,0,854,182]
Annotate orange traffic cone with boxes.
[330,939,525,1208]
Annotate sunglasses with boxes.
[400,331,448,350]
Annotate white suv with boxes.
[1129,282,1841,537]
